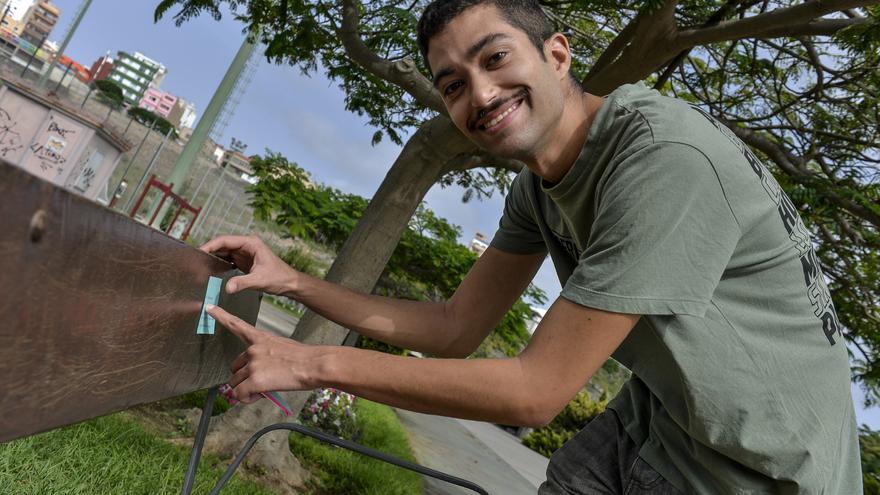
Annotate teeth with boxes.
[485,102,518,129]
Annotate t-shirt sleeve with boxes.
[562,142,741,317]
[489,171,548,255]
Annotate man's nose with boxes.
[469,73,498,111]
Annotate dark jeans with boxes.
[539,409,682,495]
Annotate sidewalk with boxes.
[396,409,549,495]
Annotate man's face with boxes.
[427,4,569,160]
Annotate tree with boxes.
[94,79,125,122]
[156,0,880,484]
[127,107,178,138]
[861,425,880,494]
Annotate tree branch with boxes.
[724,121,880,228]
[339,0,446,114]
[676,0,875,47]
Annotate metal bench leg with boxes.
[181,386,218,495]
[208,422,490,495]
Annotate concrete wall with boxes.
[0,80,125,201]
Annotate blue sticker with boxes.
[197,276,223,335]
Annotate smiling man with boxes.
[202,0,862,493]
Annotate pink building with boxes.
[138,88,177,118]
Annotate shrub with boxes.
[282,244,322,278]
[300,388,359,441]
[522,391,608,458]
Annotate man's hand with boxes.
[200,235,299,295]
[207,304,318,403]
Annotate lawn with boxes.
[0,394,422,495]
[0,413,271,495]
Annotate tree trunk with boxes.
[201,115,475,490]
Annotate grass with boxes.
[0,413,272,495]
[290,399,423,495]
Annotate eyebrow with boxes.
[432,32,512,89]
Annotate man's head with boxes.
[417,0,582,165]
[417,0,555,71]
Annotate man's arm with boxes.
[210,297,638,427]
[286,246,546,357]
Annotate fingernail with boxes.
[206,304,216,311]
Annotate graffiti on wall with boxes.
[29,117,78,175]
[73,148,105,193]
[0,108,23,158]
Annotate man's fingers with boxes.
[231,350,248,373]
[232,380,261,404]
[206,305,258,345]
[229,364,249,389]
[199,235,252,256]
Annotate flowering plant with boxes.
[300,388,359,440]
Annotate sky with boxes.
[43,0,879,430]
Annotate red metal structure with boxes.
[129,175,201,240]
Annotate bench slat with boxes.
[0,160,259,443]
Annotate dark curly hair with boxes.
[417,0,555,74]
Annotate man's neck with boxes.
[529,91,604,185]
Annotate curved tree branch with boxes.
[676,0,875,47]
[339,0,446,114]
[724,122,880,228]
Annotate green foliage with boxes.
[249,151,546,356]
[0,413,271,494]
[862,426,880,494]
[281,244,322,278]
[178,388,231,415]
[300,388,360,441]
[94,79,124,108]
[290,398,422,495]
[522,391,608,458]
[248,152,367,248]
[356,334,407,356]
[127,107,178,137]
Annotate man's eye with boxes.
[444,81,462,96]
[488,51,507,64]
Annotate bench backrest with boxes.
[0,159,260,443]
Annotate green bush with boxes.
[290,399,422,494]
[862,425,880,494]
[522,391,608,458]
[355,334,407,356]
[281,245,322,278]
[300,388,359,441]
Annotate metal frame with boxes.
[182,387,490,495]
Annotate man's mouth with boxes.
[474,92,527,132]
[479,100,521,130]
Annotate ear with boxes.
[544,33,572,81]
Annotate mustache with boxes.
[472,88,529,128]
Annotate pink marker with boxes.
[218,384,291,416]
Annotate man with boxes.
[202,0,862,492]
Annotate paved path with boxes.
[396,409,548,495]
[256,299,299,337]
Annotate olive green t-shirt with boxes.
[490,84,861,494]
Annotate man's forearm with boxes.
[285,273,464,356]
[310,344,547,427]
